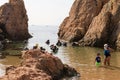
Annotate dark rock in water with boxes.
[56,40,62,46]
[0,49,78,80]
[62,42,67,47]
[0,52,6,59]
[0,0,31,41]
[63,64,78,77]
[72,42,79,47]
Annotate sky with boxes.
[0,0,74,25]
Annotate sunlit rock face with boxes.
[0,49,78,80]
[58,0,120,49]
[0,0,31,40]
[58,0,109,42]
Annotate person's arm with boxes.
[109,47,114,52]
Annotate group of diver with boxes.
[46,40,67,47]
[32,39,67,53]
[46,40,67,53]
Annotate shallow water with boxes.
[0,25,120,80]
[57,47,120,80]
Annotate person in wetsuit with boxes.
[46,40,50,45]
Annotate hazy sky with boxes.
[0,0,74,25]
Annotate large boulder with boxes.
[58,0,109,42]
[58,0,120,49]
[0,49,78,80]
[0,0,31,40]
[22,49,64,79]
[79,0,120,48]
[79,3,112,47]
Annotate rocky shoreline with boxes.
[0,49,79,80]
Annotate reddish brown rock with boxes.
[2,66,52,80]
[58,0,109,42]
[0,0,31,40]
[79,3,112,47]
[79,0,120,48]
[0,49,78,80]
[22,49,64,79]
[58,0,120,49]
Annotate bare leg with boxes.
[107,56,111,66]
[104,58,107,65]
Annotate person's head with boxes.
[97,53,100,56]
[104,44,108,50]
[104,43,108,47]
[35,43,39,48]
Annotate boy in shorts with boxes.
[95,53,101,67]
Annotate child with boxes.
[95,53,101,67]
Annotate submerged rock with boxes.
[58,0,120,49]
[0,49,78,80]
[0,0,31,41]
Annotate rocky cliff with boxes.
[0,49,78,80]
[0,0,31,41]
[58,0,120,49]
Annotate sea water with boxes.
[0,25,120,80]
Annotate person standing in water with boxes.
[95,53,101,67]
[104,44,111,66]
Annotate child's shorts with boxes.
[95,62,101,66]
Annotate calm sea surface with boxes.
[0,25,120,80]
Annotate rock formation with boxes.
[0,0,31,41]
[58,0,120,49]
[0,49,78,80]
